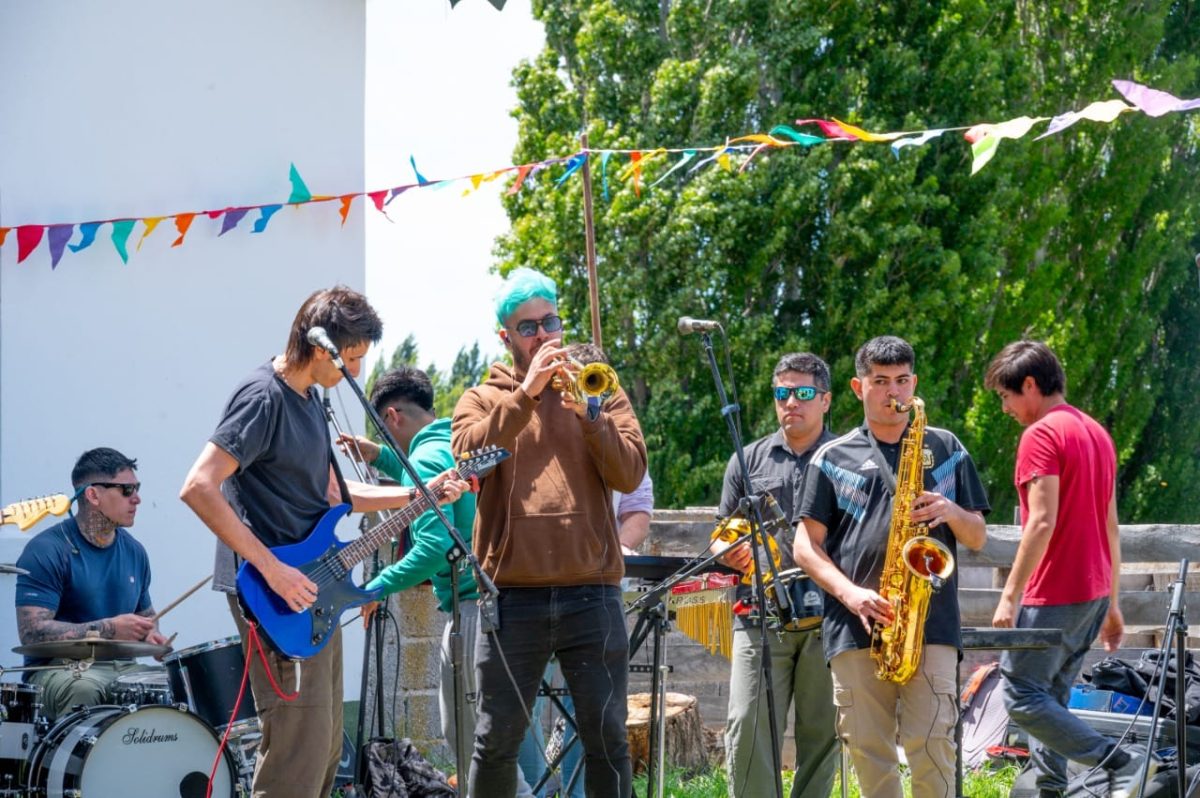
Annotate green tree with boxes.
[495,0,1200,520]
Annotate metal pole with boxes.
[580,132,602,347]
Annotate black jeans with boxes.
[468,585,631,798]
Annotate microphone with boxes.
[306,326,340,357]
[677,317,722,335]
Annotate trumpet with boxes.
[551,358,620,408]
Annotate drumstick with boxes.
[151,575,213,622]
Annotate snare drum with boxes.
[26,704,237,798]
[764,568,824,632]
[165,637,257,734]
[109,668,173,707]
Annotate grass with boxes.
[631,763,1020,797]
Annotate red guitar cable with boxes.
[206,621,300,798]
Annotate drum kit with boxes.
[0,635,261,798]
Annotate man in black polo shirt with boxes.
[795,336,989,798]
[711,352,838,798]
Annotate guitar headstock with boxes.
[455,446,511,481]
[1,494,72,532]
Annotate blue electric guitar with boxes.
[236,446,509,660]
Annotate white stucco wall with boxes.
[0,1,369,697]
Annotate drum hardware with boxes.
[12,638,170,662]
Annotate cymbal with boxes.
[13,639,169,660]
[0,564,29,576]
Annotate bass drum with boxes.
[26,704,236,798]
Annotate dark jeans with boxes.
[1001,598,1112,792]
[468,585,631,798]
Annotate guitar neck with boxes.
[335,479,447,571]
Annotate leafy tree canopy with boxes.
[496,0,1200,521]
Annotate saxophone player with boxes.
[793,336,989,798]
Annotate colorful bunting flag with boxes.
[338,195,355,226]
[253,205,282,233]
[17,226,45,264]
[1112,80,1200,117]
[5,78,1199,269]
[768,125,826,146]
[110,220,136,264]
[136,217,164,251]
[219,208,251,236]
[172,214,196,248]
[1035,100,1132,140]
[891,129,948,156]
[288,163,312,204]
[47,225,74,268]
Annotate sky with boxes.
[365,0,545,374]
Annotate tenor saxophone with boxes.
[869,397,956,684]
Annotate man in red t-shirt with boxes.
[985,341,1154,798]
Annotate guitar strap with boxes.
[329,444,352,506]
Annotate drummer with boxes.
[14,447,167,720]
[708,352,839,798]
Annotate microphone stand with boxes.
[320,343,500,788]
[322,393,392,785]
[688,327,786,798]
[1171,556,1190,796]
[1132,558,1190,798]
[626,532,752,798]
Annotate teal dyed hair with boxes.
[494,267,557,325]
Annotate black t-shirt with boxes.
[210,361,333,591]
[799,424,991,661]
[718,428,835,622]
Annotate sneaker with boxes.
[1109,750,1161,798]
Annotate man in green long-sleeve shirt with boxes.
[338,366,536,797]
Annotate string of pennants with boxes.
[2,79,1197,269]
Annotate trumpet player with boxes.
[452,267,646,798]
[794,336,989,798]
[712,352,838,798]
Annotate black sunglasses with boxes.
[512,314,563,338]
[773,386,826,402]
[91,482,141,498]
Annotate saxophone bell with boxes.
[901,536,955,592]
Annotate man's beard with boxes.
[511,344,530,373]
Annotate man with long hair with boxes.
[182,286,467,798]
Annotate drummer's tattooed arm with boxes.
[17,606,116,642]
[16,606,157,643]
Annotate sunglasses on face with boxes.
[512,314,563,338]
[91,482,141,498]
[773,386,825,402]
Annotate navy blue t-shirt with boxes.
[15,516,152,666]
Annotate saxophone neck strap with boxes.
[865,430,899,497]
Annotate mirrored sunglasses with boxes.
[773,386,824,402]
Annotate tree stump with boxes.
[626,692,707,776]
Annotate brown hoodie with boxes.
[451,362,647,587]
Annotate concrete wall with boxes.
[0,0,369,696]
